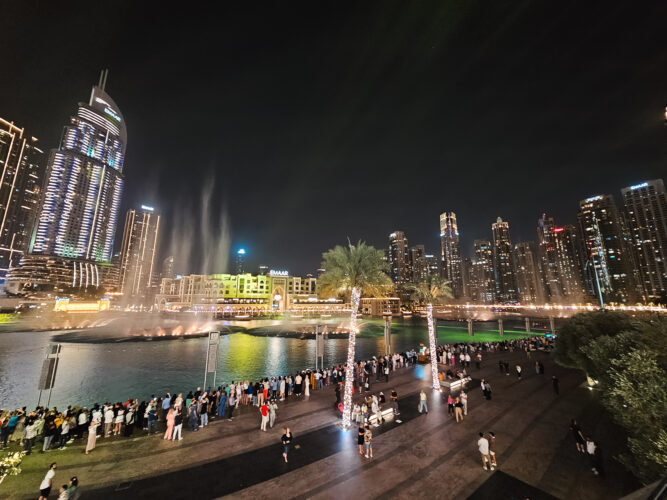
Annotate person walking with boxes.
[487,431,497,469]
[281,427,293,463]
[447,393,455,416]
[477,433,491,471]
[454,397,464,423]
[475,352,482,370]
[172,410,183,441]
[570,419,586,453]
[268,400,278,428]
[39,462,57,500]
[418,390,428,414]
[552,376,559,395]
[516,365,522,380]
[363,427,373,459]
[391,389,399,416]
[85,420,98,455]
[460,390,468,415]
[260,402,269,431]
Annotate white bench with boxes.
[440,376,471,391]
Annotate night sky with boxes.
[1,1,665,275]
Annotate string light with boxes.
[427,303,439,389]
[342,286,361,429]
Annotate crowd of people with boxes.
[0,335,558,497]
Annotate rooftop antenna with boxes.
[98,69,109,91]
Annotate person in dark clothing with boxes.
[335,384,341,404]
[552,376,559,395]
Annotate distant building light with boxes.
[141,205,154,212]
[553,227,564,233]
[584,195,603,203]
[237,248,246,255]
[630,182,648,190]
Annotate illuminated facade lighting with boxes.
[31,72,126,264]
[621,179,667,301]
[439,212,463,298]
[119,206,161,304]
[342,287,361,428]
[0,118,45,282]
[491,217,517,303]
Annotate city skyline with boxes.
[0,2,664,275]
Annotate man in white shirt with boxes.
[477,433,491,470]
[104,407,114,437]
[39,462,57,500]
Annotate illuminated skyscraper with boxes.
[161,255,175,280]
[119,205,160,303]
[439,212,463,297]
[31,70,125,263]
[577,195,637,303]
[471,239,495,304]
[425,254,440,277]
[235,248,246,274]
[409,245,427,282]
[0,118,44,282]
[388,231,410,285]
[491,217,517,302]
[554,225,586,302]
[514,242,545,304]
[621,180,667,302]
[537,213,564,302]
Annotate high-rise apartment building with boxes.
[514,242,545,304]
[491,217,517,302]
[471,239,495,304]
[235,248,246,274]
[425,254,440,277]
[577,194,637,303]
[536,213,564,302]
[461,257,473,299]
[119,205,160,303]
[0,118,45,282]
[621,180,667,302]
[439,212,463,297]
[388,231,410,285]
[31,71,125,263]
[409,244,427,283]
[161,255,175,280]
[554,225,586,302]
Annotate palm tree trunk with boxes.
[342,287,361,428]
[427,303,439,389]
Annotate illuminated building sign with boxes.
[554,227,564,233]
[104,107,122,123]
[630,182,648,190]
[269,270,289,276]
[584,195,603,203]
[141,205,154,212]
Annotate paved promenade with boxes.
[3,347,638,499]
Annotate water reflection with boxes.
[0,318,538,409]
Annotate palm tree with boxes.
[408,274,453,389]
[319,240,392,428]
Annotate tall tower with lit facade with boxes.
[235,248,246,274]
[577,194,637,303]
[554,224,586,302]
[439,212,463,297]
[0,118,44,282]
[514,242,544,304]
[621,180,667,302]
[119,205,160,303]
[388,231,410,286]
[31,70,125,263]
[409,245,427,283]
[536,213,564,302]
[471,239,495,304]
[491,217,517,302]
